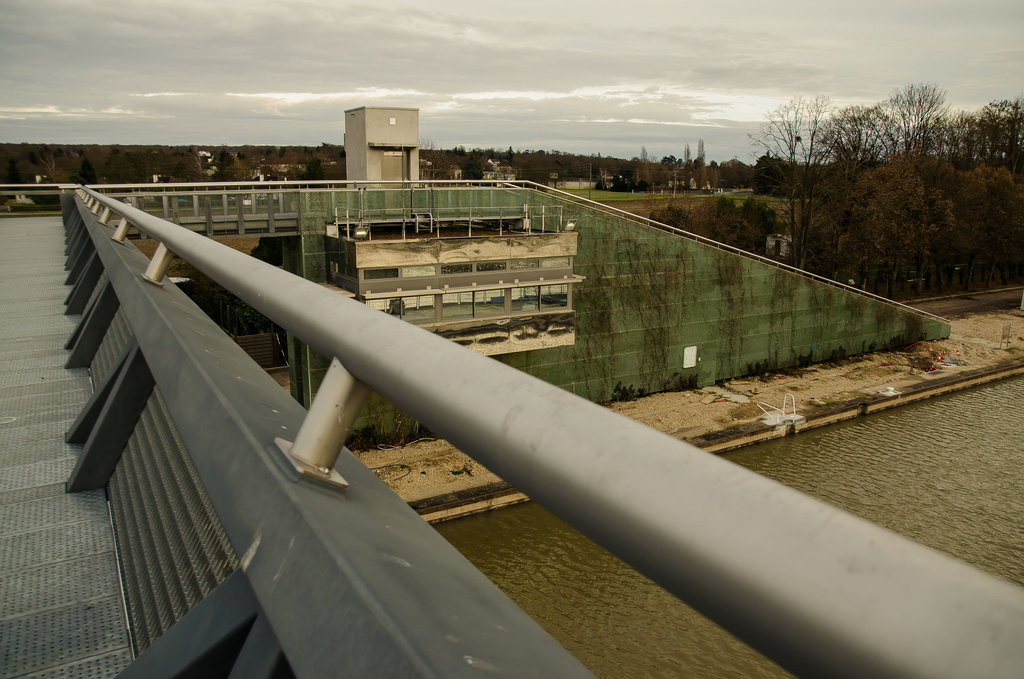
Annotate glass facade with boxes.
[361,255,573,324]
[441,292,474,319]
[474,289,506,317]
[402,295,436,322]
[540,256,570,269]
[540,284,568,309]
[369,284,569,323]
[401,265,435,278]
[367,297,402,316]
[364,268,399,280]
[510,287,539,313]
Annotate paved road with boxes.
[910,287,1024,318]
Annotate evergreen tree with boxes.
[79,157,97,184]
[300,155,324,180]
[5,158,22,184]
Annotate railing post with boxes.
[275,357,370,489]
[142,243,175,286]
[112,217,131,243]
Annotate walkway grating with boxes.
[0,217,131,678]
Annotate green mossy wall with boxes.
[289,188,949,438]
[500,204,944,402]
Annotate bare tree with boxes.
[940,109,985,169]
[695,138,707,189]
[750,96,834,269]
[826,105,886,168]
[880,83,949,158]
[978,96,1024,174]
[639,145,651,187]
[38,147,58,181]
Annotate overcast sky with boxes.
[1,0,1021,162]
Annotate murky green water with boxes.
[436,377,1024,677]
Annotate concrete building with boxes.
[266,107,950,437]
[281,184,948,439]
[344,106,420,181]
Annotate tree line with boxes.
[744,84,1024,297]
[1,144,348,186]
[2,141,757,192]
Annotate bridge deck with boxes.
[0,217,131,677]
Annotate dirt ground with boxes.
[355,289,1024,504]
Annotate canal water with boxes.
[436,376,1024,678]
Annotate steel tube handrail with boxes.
[81,187,1022,678]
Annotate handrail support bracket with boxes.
[112,217,131,243]
[142,242,175,286]
[274,357,369,489]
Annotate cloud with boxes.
[0,0,1020,159]
[0,105,158,120]
[225,89,426,105]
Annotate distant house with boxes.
[483,160,516,181]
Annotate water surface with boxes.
[437,377,1024,677]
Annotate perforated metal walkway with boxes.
[0,217,131,677]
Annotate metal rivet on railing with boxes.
[141,242,175,287]
[275,357,370,489]
[111,218,131,244]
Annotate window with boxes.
[510,286,539,313]
[402,295,436,323]
[475,289,506,317]
[441,263,473,275]
[540,284,568,309]
[364,268,399,280]
[367,298,402,316]
[442,292,474,319]
[511,258,539,270]
[401,265,435,278]
[540,256,570,269]
[477,261,507,272]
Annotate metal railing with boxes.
[66,190,594,677]
[79,185,1022,678]
[331,204,567,239]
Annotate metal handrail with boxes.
[81,186,1021,678]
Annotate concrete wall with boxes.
[287,187,949,439]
